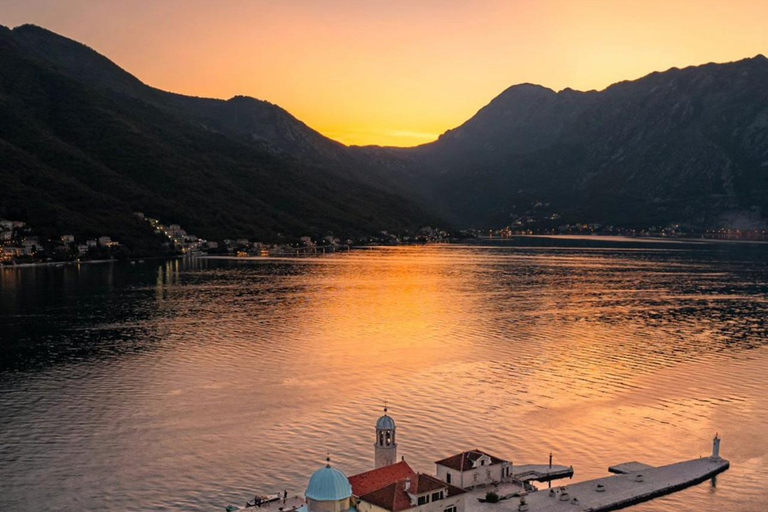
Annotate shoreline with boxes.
[4,234,767,270]
[481,234,768,245]
[0,255,178,270]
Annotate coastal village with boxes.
[0,213,453,266]
[235,407,729,512]
[3,207,765,266]
[0,218,122,265]
[493,223,768,241]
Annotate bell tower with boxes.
[374,403,397,469]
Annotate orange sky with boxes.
[4,0,767,147]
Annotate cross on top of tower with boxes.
[383,399,388,414]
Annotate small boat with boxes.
[245,494,281,508]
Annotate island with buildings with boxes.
[227,408,728,512]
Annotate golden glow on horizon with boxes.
[5,0,767,146]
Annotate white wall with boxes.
[436,463,510,489]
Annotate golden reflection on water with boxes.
[1,244,767,512]
[294,248,484,387]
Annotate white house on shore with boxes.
[434,450,512,489]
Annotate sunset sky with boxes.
[4,0,767,146]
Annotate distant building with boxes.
[22,239,40,254]
[77,244,88,255]
[86,239,98,248]
[1,231,11,242]
[434,450,511,489]
[98,236,112,247]
[205,241,219,249]
[61,235,75,244]
[1,246,23,261]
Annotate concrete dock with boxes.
[513,465,574,483]
[466,456,729,512]
[607,462,653,475]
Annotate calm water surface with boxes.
[1,239,768,512]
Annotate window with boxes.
[431,492,444,502]
[417,496,429,506]
[444,507,457,512]
[446,473,451,484]
[480,460,485,466]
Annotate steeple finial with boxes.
[326,451,331,467]
[384,399,388,414]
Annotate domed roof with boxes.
[306,459,352,501]
[376,412,396,430]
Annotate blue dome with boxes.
[376,414,395,430]
[306,463,352,501]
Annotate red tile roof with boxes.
[409,474,452,495]
[434,449,507,472]
[358,480,413,512]
[349,461,416,497]
[358,474,465,512]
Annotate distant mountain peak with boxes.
[496,82,557,99]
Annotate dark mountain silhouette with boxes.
[2,24,767,247]
[0,24,436,250]
[362,57,768,229]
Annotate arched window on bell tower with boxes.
[374,404,397,469]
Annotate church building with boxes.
[304,457,355,512]
[301,407,466,512]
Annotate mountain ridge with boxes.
[2,23,767,244]
[353,53,768,228]
[0,24,439,252]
